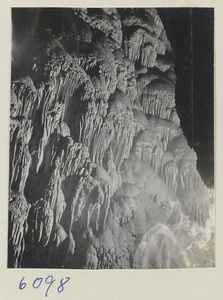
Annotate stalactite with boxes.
[8,192,30,268]
[9,8,214,269]
[10,118,32,193]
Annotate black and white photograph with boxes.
[8,7,215,271]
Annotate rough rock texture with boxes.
[9,8,214,269]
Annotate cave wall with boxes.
[9,8,214,269]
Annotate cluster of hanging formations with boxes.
[9,8,214,269]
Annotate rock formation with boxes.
[9,8,214,269]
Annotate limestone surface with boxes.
[9,8,214,269]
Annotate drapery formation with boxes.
[9,8,214,269]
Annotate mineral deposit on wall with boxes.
[9,8,214,269]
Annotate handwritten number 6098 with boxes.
[19,276,70,297]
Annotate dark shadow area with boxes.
[157,8,214,188]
